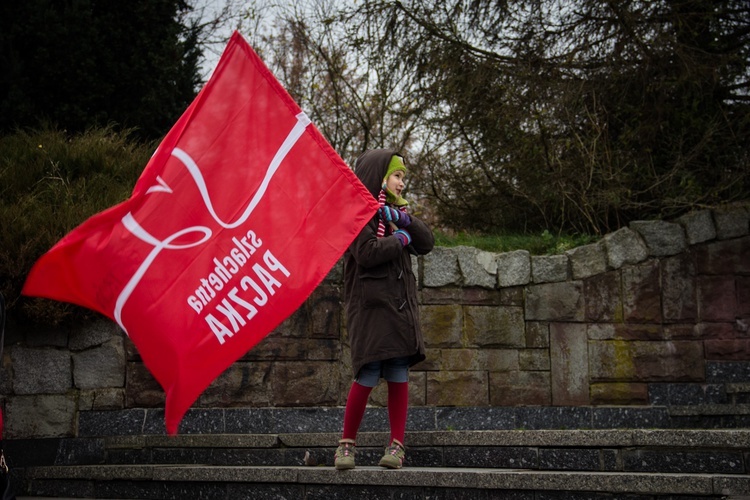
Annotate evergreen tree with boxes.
[0,0,203,140]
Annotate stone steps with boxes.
[7,405,750,498]
[10,428,750,498]
[93,429,750,473]
[19,465,750,499]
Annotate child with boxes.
[335,149,434,470]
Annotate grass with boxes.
[433,229,599,255]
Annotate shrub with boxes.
[0,125,156,325]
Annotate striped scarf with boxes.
[376,189,408,238]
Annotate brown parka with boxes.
[344,149,435,378]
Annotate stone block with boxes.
[426,371,488,406]
[437,348,486,371]
[713,204,750,240]
[223,408,277,434]
[461,287,505,305]
[740,276,750,317]
[531,254,569,283]
[603,227,648,269]
[463,305,525,347]
[6,394,77,438]
[584,271,623,322]
[69,319,122,351]
[499,286,524,306]
[302,339,339,361]
[489,371,551,405]
[125,362,165,407]
[714,476,750,497]
[56,438,107,466]
[587,323,664,341]
[456,245,497,288]
[73,337,126,389]
[79,388,125,410]
[420,286,462,305]
[420,304,463,347]
[705,340,750,360]
[197,361,274,406]
[446,446,538,469]
[515,406,591,430]
[691,322,737,339]
[661,253,697,321]
[484,349,521,371]
[590,382,649,405]
[323,258,343,283]
[420,348,442,371]
[695,236,750,275]
[435,407,516,430]
[630,220,687,256]
[589,340,704,381]
[519,349,550,371]
[525,281,584,321]
[648,382,727,405]
[566,242,608,279]
[591,406,670,428]
[243,337,337,361]
[624,449,745,474]
[525,322,550,348]
[409,370,426,406]
[437,348,518,372]
[423,247,460,287]
[539,448,600,470]
[270,361,339,405]
[550,323,589,405]
[698,275,738,321]
[622,260,662,323]
[497,250,531,287]
[11,347,71,394]
[706,361,750,383]
[677,209,717,245]
[307,285,341,338]
[123,336,140,361]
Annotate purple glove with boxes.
[393,229,412,247]
[378,206,411,228]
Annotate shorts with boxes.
[355,357,410,387]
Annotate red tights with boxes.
[341,380,409,444]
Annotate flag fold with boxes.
[22,31,379,434]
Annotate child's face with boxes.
[386,170,405,197]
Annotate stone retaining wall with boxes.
[2,204,749,438]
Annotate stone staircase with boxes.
[5,406,750,499]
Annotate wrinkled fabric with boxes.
[344,149,435,378]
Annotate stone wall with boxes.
[2,204,749,438]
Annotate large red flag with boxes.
[22,31,379,434]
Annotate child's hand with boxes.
[378,206,411,228]
[393,229,412,247]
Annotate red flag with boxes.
[22,32,379,434]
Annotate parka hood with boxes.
[353,148,400,200]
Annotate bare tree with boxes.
[201,0,750,234]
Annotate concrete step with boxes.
[18,464,750,499]
[8,429,750,498]
[91,429,750,474]
[7,429,750,474]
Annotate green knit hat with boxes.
[383,155,408,206]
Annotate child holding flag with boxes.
[335,149,434,470]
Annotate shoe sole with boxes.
[378,458,402,469]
